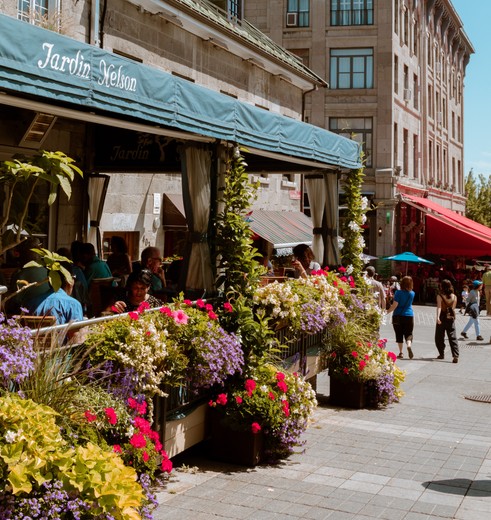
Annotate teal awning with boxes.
[0,14,361,169]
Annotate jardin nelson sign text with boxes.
[37,42,138,93]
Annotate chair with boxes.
[89,278,117,317]
[19,315,57,349]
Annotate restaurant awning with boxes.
[162,194,187,228]
[403,194,491,256]
[248,210,313,256]
[0,14,362,170]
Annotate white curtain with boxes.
[182,147,214,293]
[87,175,110,254]
[324,173,340,266]
[305,176,326,265]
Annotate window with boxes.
[413,134,419,180]
[394,55,399,94]
[289,48,310,67]
[17,0,56,25]
[394,0,399,35]
[329,117,373,167]
[330,0,373,26]
[287,0,310,27]
[330,48,373,89]
[210,0,242,19]
[394,123,398,169]
[403,128,408,177]
[413,74,419,109]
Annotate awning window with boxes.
[0,14,362,170]
[248,210,313,256]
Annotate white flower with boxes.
[5,430,18,443]
[361,213,367,225]
[361,196,369,210]
[260,385,268,392]
[346,264,354,275]
[348,221,361,232]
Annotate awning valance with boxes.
[248,210,313,256]
[0,14,361,170]
[402,195,491,257]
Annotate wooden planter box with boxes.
[164,403,207,459]
[329,374,378,409]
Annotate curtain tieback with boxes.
[313,227,323,235]
[188,232,208,243]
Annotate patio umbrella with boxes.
[383,251,434,275]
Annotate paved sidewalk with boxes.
[154,306,491,519]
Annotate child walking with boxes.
[460,284,469,314]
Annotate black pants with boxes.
[435,318,459,358]
[392,316,414,344]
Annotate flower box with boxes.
[329,374,378,409]
[164,403,207,459]
[208,409,264,466]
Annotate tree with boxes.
[465,170,491,226]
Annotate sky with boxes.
[450,0,491,177]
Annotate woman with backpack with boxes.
[435,279,459,363]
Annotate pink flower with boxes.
[235,396,243,404]
[349,280,356,288]
[159,306,172,316]
[137,301,150,313]
[205,303,214,311]
[208,399,216,407]
[130,433,147,448]
[268,392,275,400]
[128,397,138,409]
[208,310,218,320]
[351,351,358,357]
[183,299,192,306]
[244,379,256,396]
[84,410,97,423]
[104,407,118,425]
[134,416,151,434]
[282,400,290,417]
[129,311,139,320]
[277,380,288,393]
[142,451,150,462]
[340,276,348,282]
[113,444,122,453]
[223,302,233,313]
[172,310,189,325]
[359,361,367,371]
[161,458,173,473]
[216,393,228,406]
[339,288,345,296]
[128,397,147,416]
[388,351,397,362]
[364,354,370,360]
[276,372,286,381]
[338,266,346,273]
[196,299,205,308]
[251,422,262,434]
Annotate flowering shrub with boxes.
[209,363,317,459]
[0,313,35,388]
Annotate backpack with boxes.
[442,295,455,321]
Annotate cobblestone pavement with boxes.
[154,305,491,519]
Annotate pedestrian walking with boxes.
[461,280,484,341]
[482,265,491,316]
[460,284,469,314]
[435,279,459,363]
[365,265,386,310]
[387,275,415,359]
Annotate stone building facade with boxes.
[244,0,474,259]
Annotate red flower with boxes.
[349,281,355,288]
[145,331,151,336]
[338,266,346,273]
[159,306,172,316]
[251,422,262,434]
[216,393,228,406]
[130,433,147,448]
[340,276,348,282]
[388,351,397,362]
[277,380,288,393]
[208,310,218,320]
[134,416,151,434]
[364,354,370,360]
[333,280,338,287]
[84,410,97,423]
[137,301,150,313]
[331,352,337,358]
[235,396,243,404]
[196,299,205,308]
[276,372,286,381]
[104,407,118,425]
[113,444,122,453]
[183,299,192,306]
[128,311,139,320]
[343,367,349,374]
[223,302,233,312]
[208,399,216,407]
[351,351,358,357]
[359,360,367,371]
[244,379,256,396]
[339,288,345,296]
[205,303,214,311]
[161,458,173,473]
[268,392,275,400]
[282,400,290,417]
[142,451,150,462]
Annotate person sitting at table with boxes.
[108,269,163,314]
[133,246,166,295]
[33,263,84,325]
[80,242,113,286]
[291,244,321,279]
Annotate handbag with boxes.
[442,296,455,321]
[466,302,479,319]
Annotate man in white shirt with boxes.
[365,265,386,310]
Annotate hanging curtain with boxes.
[87,174,110,255]
[324,173,340,266]
[305,176,326,265]
[180,146,214,295]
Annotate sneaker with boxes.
[453,357,459,363]
[407,347,414,359]
[477,336,484,341]
[461,332,468,339]
[397,353,403,359]
[436,354,444,360]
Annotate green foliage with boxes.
[24,247,73,291]
[340,166,367,286]
[0,150,83,256]
[0,393,144,519]
[213,147,263,302]
[465,170,491,226]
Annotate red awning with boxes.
[426,215,491,257]
[404,194,491,241]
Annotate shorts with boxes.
[392,315,414,344]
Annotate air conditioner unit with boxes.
[286,12,298,27]
[403,89,412,101]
